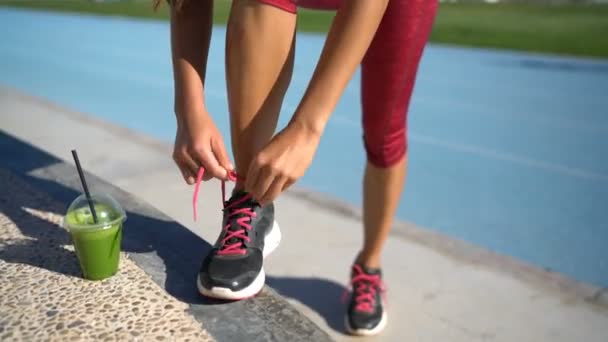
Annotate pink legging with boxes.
[257,0,438,167]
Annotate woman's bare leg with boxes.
[225,0,296,188]
[359,157,407,268]
[198,1,297,302]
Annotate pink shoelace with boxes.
[192,167,256,256]
[342,264,386,313]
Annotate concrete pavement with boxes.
[2,86,607,341]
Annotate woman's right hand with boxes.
[172,110,234,185]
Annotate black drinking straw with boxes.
[71,149,98,223]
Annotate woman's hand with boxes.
[246,120,321,204]
[173,110,233,184]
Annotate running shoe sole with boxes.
[197,221,281,300]
[344,309,388,336]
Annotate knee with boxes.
[363,129,407,168]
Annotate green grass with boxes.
[1,0,607,58]
[431,3,608,58]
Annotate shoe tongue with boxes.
[223,190,257,247]
[354,263,382,276]
[227,189,260,207]
[231,188,248,198]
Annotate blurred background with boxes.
[1,0,607,292]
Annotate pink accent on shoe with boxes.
[217,205,257,256]
[343,264,387,314]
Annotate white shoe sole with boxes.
[344,310,388,336]
[197,221,281,300]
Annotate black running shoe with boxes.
[344,263,387,336]
[197,190,281,300]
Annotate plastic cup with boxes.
[63,193,127,280]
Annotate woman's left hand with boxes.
[246,121,321,205]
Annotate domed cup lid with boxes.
[63,193,126,231]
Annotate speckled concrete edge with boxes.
[3,85,607,310]
[0,172,213,341]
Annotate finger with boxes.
[211,137,234,172]
[282,178,296,191]
[182,153,200,177]
[174,152,199,184]
[192,148,228,180]
[202,171,214,181]
[259,176,287,205]
[176,162,195,185]
[251,166,275,203]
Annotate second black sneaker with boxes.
[197,190,281,300]
[344,263,387,336]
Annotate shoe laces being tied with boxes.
[192,167,256,256]
[342,264,387,314]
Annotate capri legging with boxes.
[257,0,437,167]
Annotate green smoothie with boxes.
[64,198,126,281]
